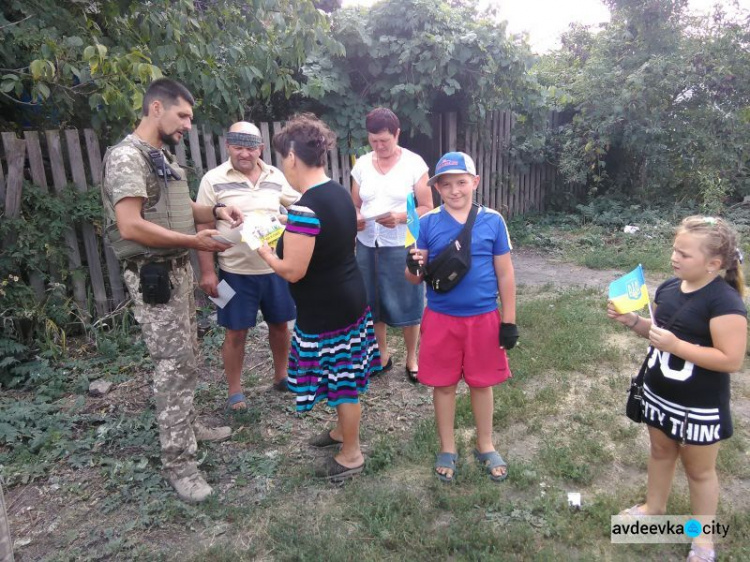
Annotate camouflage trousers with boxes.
[123,260,200,480]
[0,476,13,562]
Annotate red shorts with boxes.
[418,308,511,388]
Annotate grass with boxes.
[181,287,744,561]
[3,246,749,560]
[509,218,673,273]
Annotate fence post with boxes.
[85,128,126,308]
[218,134,227,163]
[272,122,283,168]
[188,127,203,176]
[260,122,272,164]
[1,134,25,247]
[445,112,457,152]
[44,130,87,312]
[23,131,47,190]
[202,126,217,170]
[65,129,109,317]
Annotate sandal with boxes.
[315,456,364,482]
[226,392,247,411]
[434,452,458,483]
[308,430,343,449]
[272,377,291,392]
[405,366,419,383]
[687,542,715,562]
[371,357,393,378]
[473,449,508,482]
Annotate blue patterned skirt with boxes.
[288,308,381,412]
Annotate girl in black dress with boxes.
[607,216,746,562]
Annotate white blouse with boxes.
[352,147,428,248]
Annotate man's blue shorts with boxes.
[217,270,296,331]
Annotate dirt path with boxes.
[513,248,625,288]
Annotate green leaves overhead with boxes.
[301,0,542,148]
[1,0,335,138]
[536,0,750,204]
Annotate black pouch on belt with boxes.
[140,262,172,304]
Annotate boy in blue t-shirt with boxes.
[406,151,518,483]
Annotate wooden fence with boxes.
[0,124,354,318]
[431,111,561,217]
[0,113,565,319]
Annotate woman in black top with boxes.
[258,114,380,482]
[607,216,747,562]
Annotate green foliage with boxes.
[0,182,102,386]
[0,0,338,137]
[536,1,750,206]
[302,0,548,152]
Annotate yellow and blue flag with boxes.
[608,264,650,314]
[405,192,419,247]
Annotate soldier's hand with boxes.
[199,270,220,298]
[194,229,233,252]
[217,206,244,227]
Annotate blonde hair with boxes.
[676,216,745,297]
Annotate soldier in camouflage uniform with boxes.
[101,78,244,503]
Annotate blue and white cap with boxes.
[427,151,477,186]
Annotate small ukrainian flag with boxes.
[405,192,420,247]
[608,264,650,314]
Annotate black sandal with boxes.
[371,357,393,377]
[405,366,419,383]
[315,456,364,482]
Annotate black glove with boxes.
[499,322,519,350]
[406,250,421,275]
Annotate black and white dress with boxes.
[641,277,746,445]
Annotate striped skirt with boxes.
[289,308,381,413]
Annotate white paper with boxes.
[213,225,243,245]
[241,214,284,250]
[567,492,582,508]
[208,279,236,309]
[363,211,390,222]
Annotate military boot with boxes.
[169,473,213,503]
[193,421,232,443]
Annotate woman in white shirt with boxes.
[351,108,434,382]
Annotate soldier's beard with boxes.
[160,130,182,148]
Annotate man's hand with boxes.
[499,322,519,350]
[216,205,244,227]
[193,229,233,252]
[199,269,220,298]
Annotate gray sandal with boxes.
[434,452,458,483]
[473,449,508,482]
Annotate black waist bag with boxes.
[423,204,479,293]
